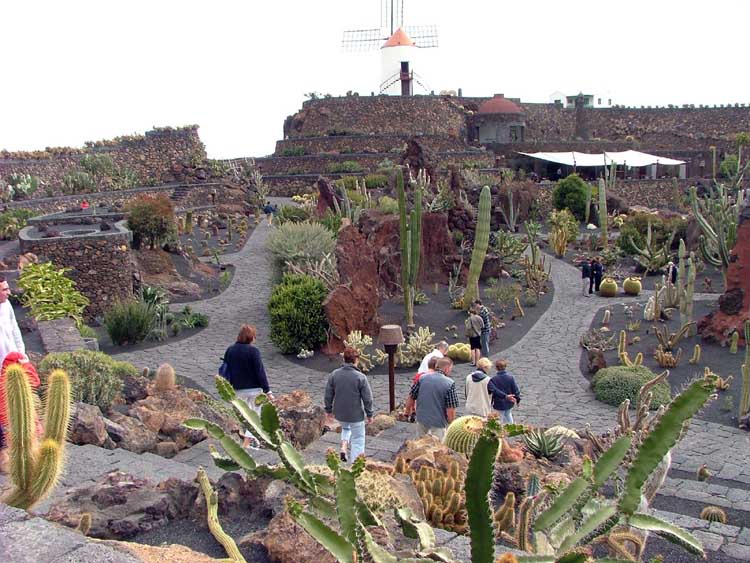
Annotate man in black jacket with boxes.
[325,347,374,463]
[580,257,592,297]
[591,257,604,294]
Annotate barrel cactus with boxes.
[623,277,642,296]
[700,506,727,524]
[599,277,618,297]
[447,343,471,362]
[445,415,485,455]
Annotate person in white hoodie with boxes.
[464,357,493,417]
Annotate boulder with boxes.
[315,176,341,217]
[394,435,468,475]
[241,511,337,563]
[46,472,200,539]
[68,402,112,448]
[366,413,397,437]
[400,137,438,183]
[587,350,607,374]
[120,372,149,404]
[105,412,159,454]
[104,541,223,563]
[274,391,326,449]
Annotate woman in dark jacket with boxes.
[223,324,271,448]
[487,359,521,424]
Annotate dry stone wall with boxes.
[274,134,471,155]
[0,127,206,195]
[18,222,133,319]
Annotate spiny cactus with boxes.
[629,220,675,274]
[154,363,176,392]
[522,428,565,460]
[493,492,516,536]
[740,321,750,420]
[599,171,609,249]
[654,346,682,368]
[700,506,727,524]
[689,344,702,365]
[343,330,374,372]
[464,185,491,307]
[444,415,485,456]
[4,366,72,510]
[549,226,568,257]
[690,184,740,286]
[730,330,740,354]
[677,240,696,336]
[197,467,247,562]
[652,322,694,352]
[396,167,423,328]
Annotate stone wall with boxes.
[285,96,467,138]
[274,134,471,156]
[19,221,133,319]
[0,126,207,195]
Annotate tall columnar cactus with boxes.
[464,185,491,307]
[396,168,423,327]
[584,182,592,225]
[690,184,740,286]
[598,177,608,248]
[197,467,246,562]
[4,366,72,510]
[740,321,750,420]
[629,221,676,274]
[678,242,696,337]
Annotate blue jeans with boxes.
[480,332,490,357]
[496,409,514,424]
[339,420,366,462]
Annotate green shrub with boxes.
[80,154,116,177]
[267,221,335,271]
[616,213,686,256]
[552,174,589,221]
[280,147,306,157]
[365,174,389,189]
[318,212,342,234]
[720,154,738,179]
[62,169,96,195]
[334,176,360,191]
[0,208,34,240]
[275,204,311,225]
[6,173,39,200]
[103,300,156,345]
[126,194,176,249]
[17,262,89,326]
[377,195,400,215]
[39,350,136,412]
[592,365,671,409]
[269,274,328,354]
[326,160,363,174]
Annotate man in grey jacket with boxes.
[324,347,374,462]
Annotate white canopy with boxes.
[518,150,685,167]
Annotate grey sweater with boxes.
[324,364,374,422]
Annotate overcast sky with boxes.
[2,0,749,159]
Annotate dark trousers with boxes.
[590,274,602,293]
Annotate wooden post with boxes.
[385,344,398,413]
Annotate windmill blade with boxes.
[341,28,387,52]
[404,25,439,48]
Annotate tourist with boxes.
[405,357,459,440]
[262,201,276,226]
[402,356,438,421]
[80,199,89,211]
[580,257,592,297]
[487,359,521,423]
[324,346,373,463]
[0,352,40,474]
[464,306,484,366]
[0,275,25,365]
[417,341,448,374]
[465,357,493,417]
[223,324,271,449]
[666,260,678,285]
[591,257,604,294]
[473,299,492,357]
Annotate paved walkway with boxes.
[58,220,750,560]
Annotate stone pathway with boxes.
[9,219,747,560]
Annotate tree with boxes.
[552,173,589,221]
[126,194,176,249]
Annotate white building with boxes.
[380,28,420,95]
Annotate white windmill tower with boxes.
[341,0,438,95]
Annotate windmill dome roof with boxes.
[478,95,523,115]
[382,28,415,48]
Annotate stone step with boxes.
[650,508,750,559]
[659,476,750,513]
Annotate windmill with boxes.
[341,0,438,96]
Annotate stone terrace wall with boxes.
[19,221,133,319]
[0,126,207,194]
[274,134,472,156]
[286,96,467,138]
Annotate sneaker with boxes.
[340,451,348,463]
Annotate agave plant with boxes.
[522,428,565,460]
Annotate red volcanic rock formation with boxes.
[698,201,750,345]
[314,176,341,216]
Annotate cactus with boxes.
[498,189,520,232]
[227,218,233,242]
[602,309,611,325]
[154,363,176,392]
[396,167,423,327]
[620,350,644,368]
[3,366,72,510]
[549,226,568,257]
[513,296,525,319]
[197,467,247,562]
[689,344,702,365]
[522,428,564,460]
[444,415,485,455]
[629,220,675,274]
[700,506,728,524]
[740,321,750,419]
[464,185,491,307]
[584,182,592,225]
[617,330,627,356]
[730,330,740,354]
[653,322,694,352]
[493,492,516,535]
[654,346,682,368]
[676,239,696,335]
[690,184,740,286]
[343,331,374,372]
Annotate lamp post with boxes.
[378,324,404,413]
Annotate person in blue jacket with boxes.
[487,359,521,424]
